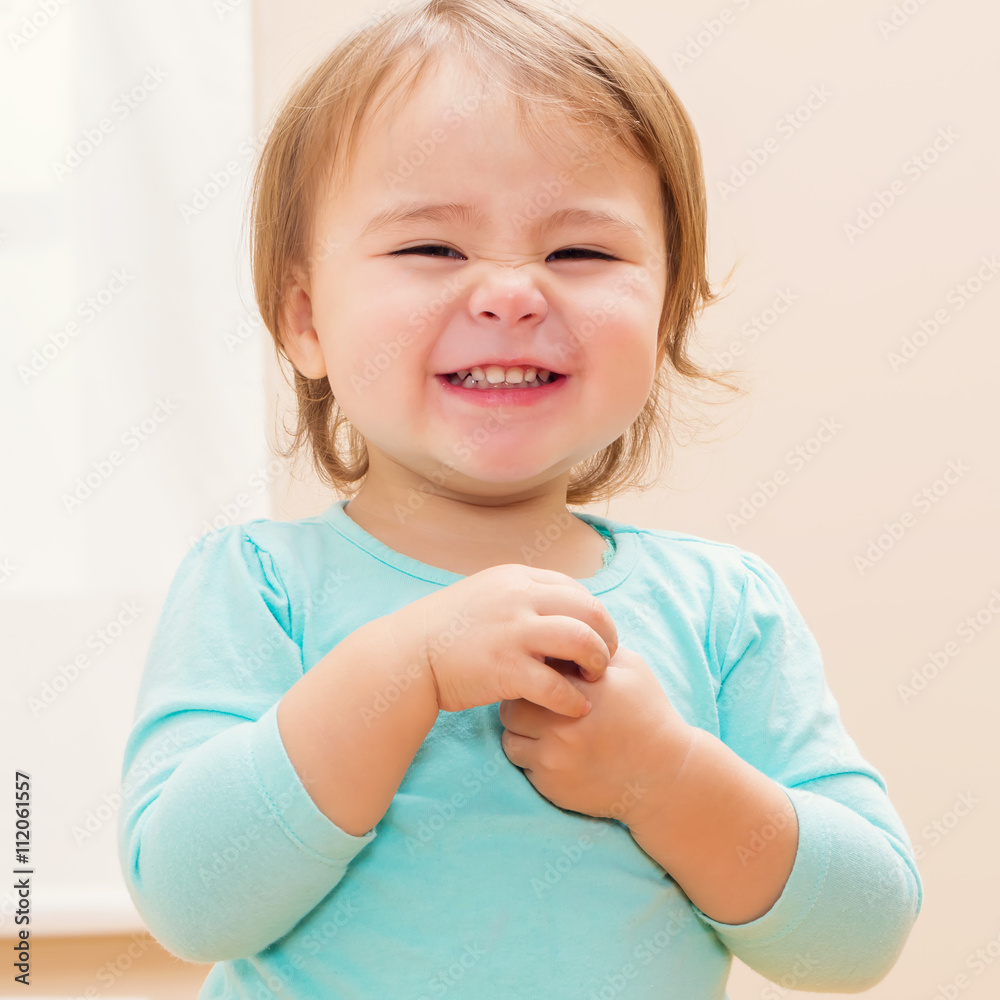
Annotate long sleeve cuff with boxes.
[693,784,921,992]
[250,701,378,859]
[121,704,377,963]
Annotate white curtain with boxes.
[1,1,264,934]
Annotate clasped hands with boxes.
[498,644,696,829]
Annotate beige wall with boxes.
[29,1,998,995]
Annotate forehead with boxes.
[366,53,591,160]
[319,50,663,229]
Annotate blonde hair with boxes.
[245,0,743,507]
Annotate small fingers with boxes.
[578,652,609,681]
[517,574,618,677]
[546,654,604,684]
[524,659,592,718]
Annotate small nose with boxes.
[467,263,548,326]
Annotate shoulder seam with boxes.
[238,527,293,604]
[235,521,307,586]
[235,527,303,675]
[718,557,753,680]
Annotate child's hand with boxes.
[497,645,696,826]
[398,564,618,718]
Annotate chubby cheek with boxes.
[329,338,412,418]
[583,309,657,420]
[317,284,419,400]
[325,328,432,442]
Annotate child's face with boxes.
[283,55,668,500]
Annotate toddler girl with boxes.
[118,1,921,996]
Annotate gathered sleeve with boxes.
[117,525,376,963]
[694,550,922,991]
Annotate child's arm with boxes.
[634,550,921,992]
[276,600,438,837]
[117,524,434,963]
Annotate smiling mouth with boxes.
[440,370,566,389]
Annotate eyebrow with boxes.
[359,201,649,242]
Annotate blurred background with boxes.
[1,0,997,996]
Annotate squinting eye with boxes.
[550,248,617,261]
[389,245,618,261]
[390,245,464,259]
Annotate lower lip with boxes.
[435,374,569,407]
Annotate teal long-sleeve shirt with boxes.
[118,500,922,998]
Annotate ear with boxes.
[278,264,327,379]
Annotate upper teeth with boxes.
[456,365,552,384]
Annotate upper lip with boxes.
[439,360,564,374]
